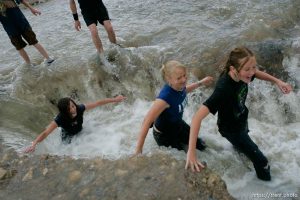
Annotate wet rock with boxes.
[0,143,234,200]
[115,169,128,176]
[42,168,48,176]
[68,170,82,183]
[79,188,90,198]
[207,173,220,187]
[0,168,7,180]
[250,40,291,80]
[1,154,9,163]
[22,167,33,181]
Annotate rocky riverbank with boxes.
[0,144,234,200]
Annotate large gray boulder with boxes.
[0,145,234,200]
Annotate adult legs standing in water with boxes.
[69,0,117,57]
[0,1,54,65]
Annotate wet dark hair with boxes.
[221,47,254,75]
[57,97,78,120]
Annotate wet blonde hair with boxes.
[160,60,187,82]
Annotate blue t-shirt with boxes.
[54,104,85,136]
[154,84,188,132]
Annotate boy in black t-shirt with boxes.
[69,0,117,60]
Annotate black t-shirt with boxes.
[203,73,253,132]
[54,104,85,136]
[77,0,105,14]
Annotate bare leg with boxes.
[18,48,31,64]
[33,43,50,60]
[103,20,116,44]
[88,23,104,54]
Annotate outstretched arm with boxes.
[255,70,292,94]
[84,95,126,110]
[135,99,168,155]
[69,0,81,31]
[24,121,58,153]
[21,0,41,15]
[185,105,210,172]
[186,76,213,93]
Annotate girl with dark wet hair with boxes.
[24,95,125,153]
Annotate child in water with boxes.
[185,47,292,181]
[24,95,125,153]
[135,60,213,154]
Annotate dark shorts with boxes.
[153,120,206,151]
[0,7,38,50]
[9,28,38,50]
[81,2,110,26]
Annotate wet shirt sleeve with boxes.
[54,114,62,127]
[157,85,172,105]
[78,104,86,114]
[203,86,225,115]
[157,91,170,105]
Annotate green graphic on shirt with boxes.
[235,84,248,118]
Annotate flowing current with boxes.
[0,0,300,198]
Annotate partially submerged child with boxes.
[135,60,213,154]
[185,47,292,181]
[24,95,125,153]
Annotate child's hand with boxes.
[185,150,206,172]
[30,8,41,16]
[135,149,142,155]
[113,95,126,102]
[74,20,81,31]
[199,76,214,86]
[23,143,36,153]
[276,80,292,94]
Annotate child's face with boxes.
[168,67,187,91]
[238,56,257,84]
[69,101,77,118]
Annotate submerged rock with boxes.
[0,145,234,200]
[0,168,7,180]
